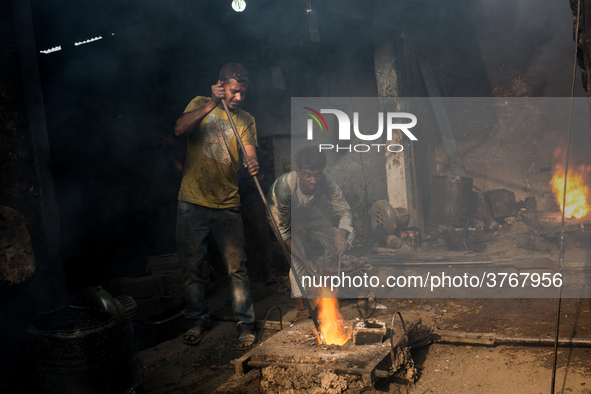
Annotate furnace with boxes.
[232,315,426,387]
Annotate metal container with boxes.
[26,305,126,394]
[371,201,411,235]
[429,175,474,226]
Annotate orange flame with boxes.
[550,164,590,219]
[316,289,350,346]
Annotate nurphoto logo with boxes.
[303,107,418,153]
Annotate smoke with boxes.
[404,0,585,97]
[28,0,589,285]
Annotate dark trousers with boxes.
[241,199,276,279]
[176,201,255,330]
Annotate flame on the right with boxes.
[550,163,590,219]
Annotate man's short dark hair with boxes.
[219,63,250,85]
[296,146,326,170]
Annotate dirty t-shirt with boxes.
[266,171,353,241]
[178,96,257,208]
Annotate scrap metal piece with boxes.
[352,319,386,345]
[484,189,518,218]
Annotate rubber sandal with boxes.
[237,330,256,351]
[183,325,207,346]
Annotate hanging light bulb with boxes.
[232,0,246,12]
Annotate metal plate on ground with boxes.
[233,317,419,387]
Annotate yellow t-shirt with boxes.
[178,96,257,208]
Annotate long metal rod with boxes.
[551,1,581,391]
[370,258,512,266]
[147,310,187,325]
[435,331,591,348]
[220,100,325,344]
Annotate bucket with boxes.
[429,175,474,226]
[26,305,126,394]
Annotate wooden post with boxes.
[373,27,409,212]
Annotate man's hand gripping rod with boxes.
[220,100,326,345]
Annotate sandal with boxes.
[183,325,207,346]
[237,330,256,351]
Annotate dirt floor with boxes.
[132,281,298,394]
[132,284,591,393]
[132,216,591,394]
[382,298,591,393]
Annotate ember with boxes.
[550,163,590,219]
[316,289,350,346]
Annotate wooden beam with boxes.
[11,0,63,286]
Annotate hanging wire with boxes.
[550,0,581,392]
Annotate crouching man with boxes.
[266,146,353,316]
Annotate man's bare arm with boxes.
[335,228,349,255]
[243,144,259,176]
[174,81,225,136]
[174,101,216,136]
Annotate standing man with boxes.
[174,63,258,350]
[267,147,353,317]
